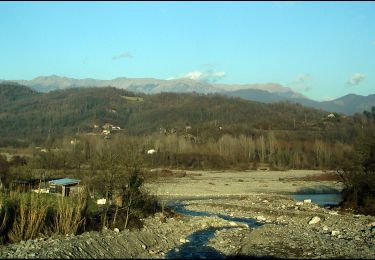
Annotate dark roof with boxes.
[12,178,58,185]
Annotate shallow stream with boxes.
[165,193,342,259]
[166,202,262,259]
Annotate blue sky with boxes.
[0,1,374,100]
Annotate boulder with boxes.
[308,216,321,225]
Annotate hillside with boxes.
[2,76,374,115]
[0,82,364,146]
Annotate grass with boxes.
[7,191,48,243]
[48,194,87,235]
[0,191,89,244]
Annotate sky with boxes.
[0,1,374,101]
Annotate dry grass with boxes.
[7,192,48,243]
[279,172,340,182]
[0,190,89,244]
[142,168,187,180]
[49,194,87,235]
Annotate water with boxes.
[166,227,226,259]
[291,193,343,206]
[166,202,262,259]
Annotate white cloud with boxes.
[320,96,335,102]
[348,73,365,86]
[112,52,133,60]
[288,73,312,92]
[182,70,226,83]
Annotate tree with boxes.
[337,128,375,215]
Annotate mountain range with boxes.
[1,75,374,115]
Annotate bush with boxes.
[337,129,375,215]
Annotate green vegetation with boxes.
[1,83,375,223]
[0,82,363,147]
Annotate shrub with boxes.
[7,192,48,243]
[337,129,375,215]
[48,193,88,235]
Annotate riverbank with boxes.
[181,194,375,259]
[1,170,374,259]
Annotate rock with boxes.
[331,230,340,236]
[308,216,321,225]
[329,211,339,215]
[256,216,266,222]
[367,222,375,227]
[323,226,329,231]
[113,228,120,233]
[229,221,237,226]
[141,244,147,250]
[303,199,312,204]
[296,202,304,206]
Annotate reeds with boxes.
[0,190,88,244]
[49,193,87,235]
[7,191,48,243]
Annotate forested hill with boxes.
[0,83,364,146]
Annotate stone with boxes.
[256,216,266,222]
[308,216,321,225]
[303,199,312,204]
[113,228,120,233]
[323,226,329,231]
[229,221,237,226]
[367,222,375,227]
[331,230,340,236]
[296,202,304,206]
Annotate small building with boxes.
[48,178,82,197]
[11,179,43,192]
[11,178,57,193]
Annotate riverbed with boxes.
[1,170,374,259]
